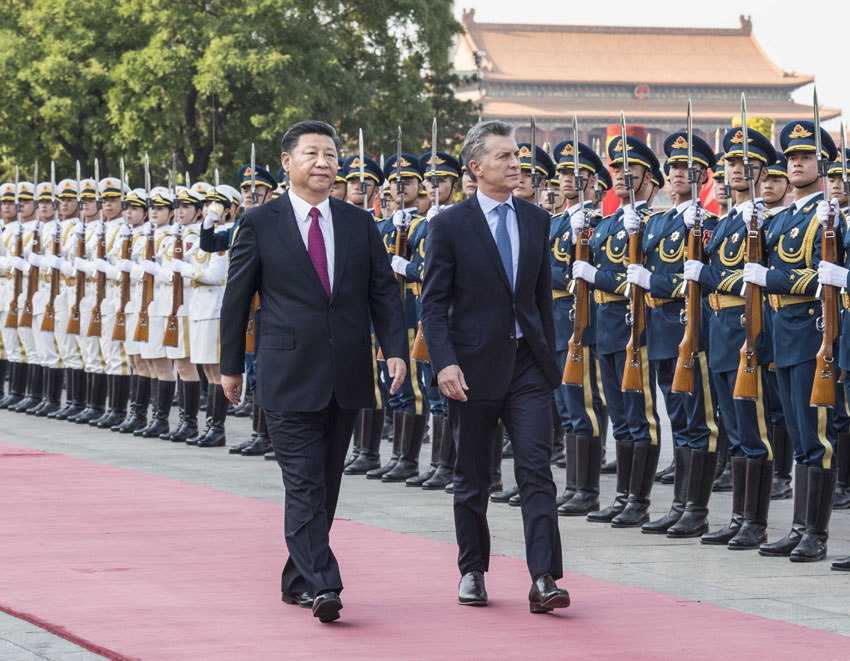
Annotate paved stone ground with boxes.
[1,399,849,657]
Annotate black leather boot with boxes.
[34,367,63,417]
[712,424,732,491]
[344,410,364,469]
[0,362,26,409]
[168,380,200,441]
[345,408,382,474]
[160,378,185,440]
[760,463,808,557]
[588,440,634,523]
[556,434,578,506]
[559,435,602,515]
[702,456,746,544]
[790,467,837,562]
[643,446,691,534]
[613,442,660,528]
[551,425,566,466]
[0,358,5,399]
[490,422,505,494]
[13,363,43,413]
[771,424,793,499]
[51,369,83,419]
[381,407,393,440]
[137,379,174,438]
[198,369,208,411]
[242,408,273,455]
[67,371,93,422]
[116,376,151,433]
[89,375,115,426]
[231,389,253,417]
[108,374,137,430]
[96,374,131,429]
[656,459,674,483]
[668,449,718,538]
[367,410,403,479]
[383,413,426,482]
[423,417,455,490]
[834,433,850,509]
[198,384,228,447]
[27,366,51,415]
[74,373,107,424]
[407,415,442,486]
[227,389,256,452]
[728,458,773,550]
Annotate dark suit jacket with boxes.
[420,193,560,400]
[220,191,407,412]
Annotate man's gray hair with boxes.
[460,120,515,183]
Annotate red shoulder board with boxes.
[587,227,595,239]
[217,251,227,257]
[702,230,713,246]
[185,242,194,251]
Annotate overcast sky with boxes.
[455,0,849,131]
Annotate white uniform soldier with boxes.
[0,182,16,404]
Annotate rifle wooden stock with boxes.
[394,225,408,299]
[733,211,763,401]
[811,214,838,407]
[41,225,63,333]
[133,229,155,342]
[4,230,23,329]
[162,230,183,348]
[563,224,590,386]
[411,322,429,361]
[86,224,106,337]
[112,229,132,341]
[672,220,703,395]
[66,229,86,335]
[621,227,645,392]
[18,225,41,328]
[245,294,259,352]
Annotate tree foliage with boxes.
[0,0,477,186]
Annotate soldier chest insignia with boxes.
[185,242,194,251]
[670,231,680,242]
[703,230,713,246]
[647,233,654,240]
[790,227,800,239]
[731,232,740,243]
[561,232,569,243]
[616,230,626,240]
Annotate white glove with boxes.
[626,263,652,290]
[168,224,182,236]
[742,262,768,287]
[740,201,765,229]
[391,255,410,275]
[171,260,191,277]
[50,255,65,270]
[50,221,61,238]
[94,257,110,273]
[683,203,705,230]
[426,206,439,221]
[569,210,586,244]
[142,221,153,235]
[816,199,840,227]
[70,223,83,239]
[623,208,641,235]
[392,210,411,231]
[13,222,23,237]
[117,259,133,273]
[12,256,28,272]
[118,223,132,238]
[142,260,161,277]
[74,257,95,276]
[572,260,597,284]
[203,204,222,230]
[26,253,42,268]
[683,260,704,282]
[818,261,850,288]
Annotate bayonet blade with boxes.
[119,157,126,209]
[431,117,438,180]
[50,161,56,208]
[214,167,220,189]
[358,128,367,210]
[841,117,848,184]
[250,143,257,205]
[33,161,39,222]
[75,161,81,207]
[814,87,823,165]
[143,154,151,201]
[396,125,403,202]
[573,113,584,210]
[741,93,756,203]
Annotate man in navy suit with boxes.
[220,120,408,623]
[421,120,570,613]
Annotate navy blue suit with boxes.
[421,193,562,580]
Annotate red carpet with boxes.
[0,441,846,660]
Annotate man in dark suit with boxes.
[220,120,407,623]
[421,120,570,613]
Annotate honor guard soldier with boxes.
[712,153,731,216]
[367,152,428,482]
[513,143,555,205]
[763,155,790,212]
[548,139,607,517]
[684,127,777,549]
[342,155,384,218]
[460,156,478,199]
[751,120,840,562]
[332,158,347,201]
[572,135,663,529]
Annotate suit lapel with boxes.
[514,195,530,293]
[467,195,512,292]
[271,192,330,300]
[328,198,351,302]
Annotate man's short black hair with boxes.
[281,120,340,154]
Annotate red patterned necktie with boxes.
[307,207,331,297]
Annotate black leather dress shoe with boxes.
[528,574,570,613]
[282,590,314,608]
[832,555,850,572]
[490,484,519,504]
[457,570,487,606]
[312,591,342,623]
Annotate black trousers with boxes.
[265,398,358,597]
[449,343,562,581]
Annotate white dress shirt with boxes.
[476,188,522,338]
[288,189,335,291]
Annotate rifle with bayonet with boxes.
[393,126,408,300]
[811,89,839,407]
[5,167,23,329]
[42,162,61,332]
[113,158,131,341]
[163,155,182,347]
[411,120,438,363]
[621,112,647,393]
[672,99,703,395]
[18,162,40,328]
[66,162,85,335]
[733,93,764,401]
[564,115,590,386]
[359,128,368,212]
[86,159,106,337]
[379,154,387,217]
[134,154,154,342]
[530,116,541,206]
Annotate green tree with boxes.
[0,0,477,187]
